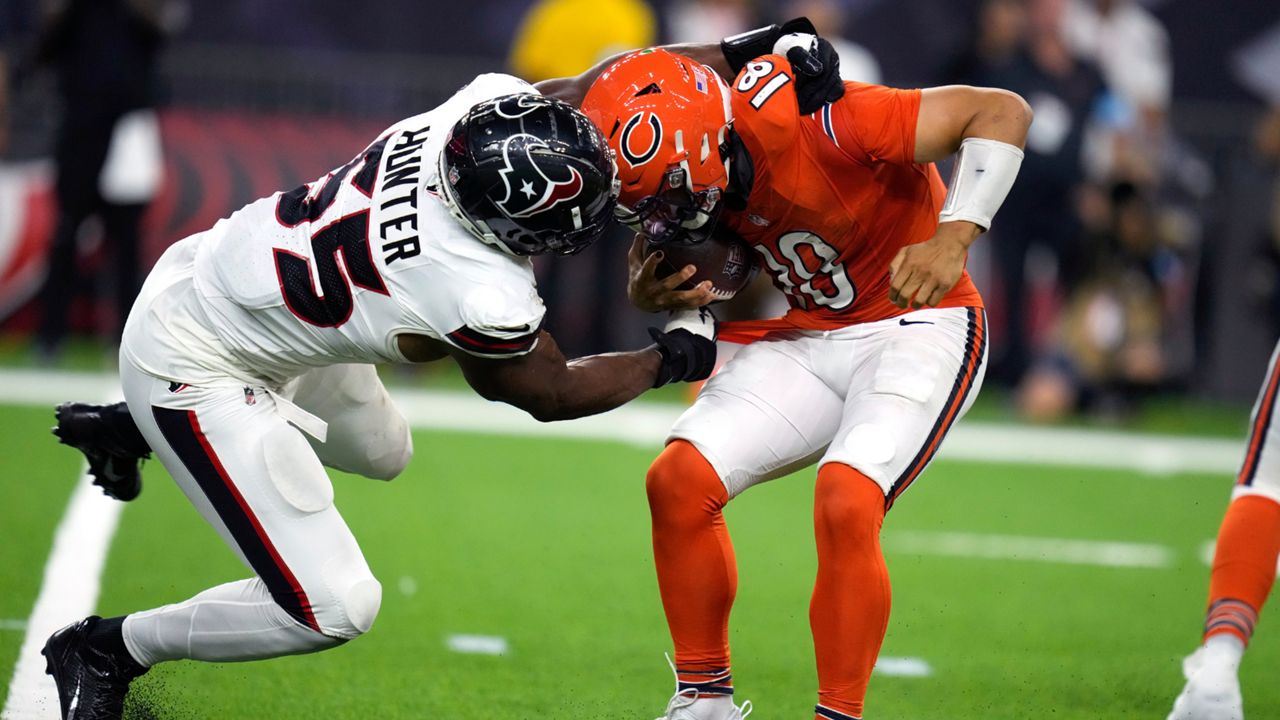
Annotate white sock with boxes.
[1202,634,1245,671]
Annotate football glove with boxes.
[774,33,844,115]
[720,16,818,74]
[649,307,717,388]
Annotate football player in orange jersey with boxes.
[1168,339,1280,720]
[541,21,1032,720]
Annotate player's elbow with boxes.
[487,386,566,423]
[986,88,1033,134]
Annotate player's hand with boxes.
[649,307,718,387]
[887,222,980,309]
[627,235,717,313]
[774,34,844,115]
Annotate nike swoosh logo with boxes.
[898,319,933,326]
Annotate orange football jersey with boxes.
[717,54,982,341]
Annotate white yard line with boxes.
[0,471,124,720]
[872,657,933,678]
[445,634,510,656]
[0,367,1246,475]
[885,531,1176,569]
[0,622,26,633]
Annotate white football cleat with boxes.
[654,654,752,720]
[1167,645,1244,720]
[655,689,752,720]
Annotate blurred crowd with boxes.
[2,0,1279,420]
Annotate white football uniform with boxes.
[670,306,987,504]
[116,74,546,665]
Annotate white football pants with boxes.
[672,306,987,506]
[118,360,412,665]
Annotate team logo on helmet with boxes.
[495,134,585,219]
[619,112,663,168]
[493,94,545,119]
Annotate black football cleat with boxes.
[43,617,147,720]
[52,402,151,502]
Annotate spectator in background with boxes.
[1062,0,1171,185]
[1019,181,1183,420]
[949,0,1106,385]
[509,0,655,82]
[667,0,754,45]
[0,49,9,155]
[783,0,881,84]
[32,0,175,363]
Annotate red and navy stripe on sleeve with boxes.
[446,323,542,358]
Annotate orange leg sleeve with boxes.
[646,440,737,677]
[810,463,889,720]
[1204,494,1280,645]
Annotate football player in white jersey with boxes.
[43,75,717,720]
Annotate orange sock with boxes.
[646,440,737,690]
[1204,494,1280,645]
[810,463,889,720]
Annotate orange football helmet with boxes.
[580,48,734,244]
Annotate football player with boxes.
[541,21,1032,720]
[1168,340,1280,720]
[43,76,717,720]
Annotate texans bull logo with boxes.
[495,133,585,219]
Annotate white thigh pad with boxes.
[263,424,334,513]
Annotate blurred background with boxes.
[0,0,1277,424]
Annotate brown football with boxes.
[645,230,757,302]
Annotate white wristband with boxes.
[938,137,1024,231]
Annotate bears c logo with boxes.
[495,133,585,219]
[619,112,663,168]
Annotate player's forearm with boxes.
[535,42,728,107]
[525,349,663,422]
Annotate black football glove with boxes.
[649,308,717,388]
[782,36,845,115]
[720,16,818,74]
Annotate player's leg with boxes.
[284,364,413,481]
[810,307,987,720]
[651,335,844,719]
[1169,342,1280,720]
[44,363,382,718]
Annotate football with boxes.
[645,230,757,302]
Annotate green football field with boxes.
[2,383,1279,719]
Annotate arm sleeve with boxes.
[442,284,547,359]
[822,83,922,166]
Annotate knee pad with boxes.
[364,419,412,481]
[314,575,382,640]
[341,577,383,636]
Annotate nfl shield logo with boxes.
[244,387,256,406]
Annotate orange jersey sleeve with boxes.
[727,54,803,155]
[820,82,922,166]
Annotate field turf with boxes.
[2,398,1279,719]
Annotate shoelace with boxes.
[657,653,752,719]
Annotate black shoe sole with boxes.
[52,403,143,502]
